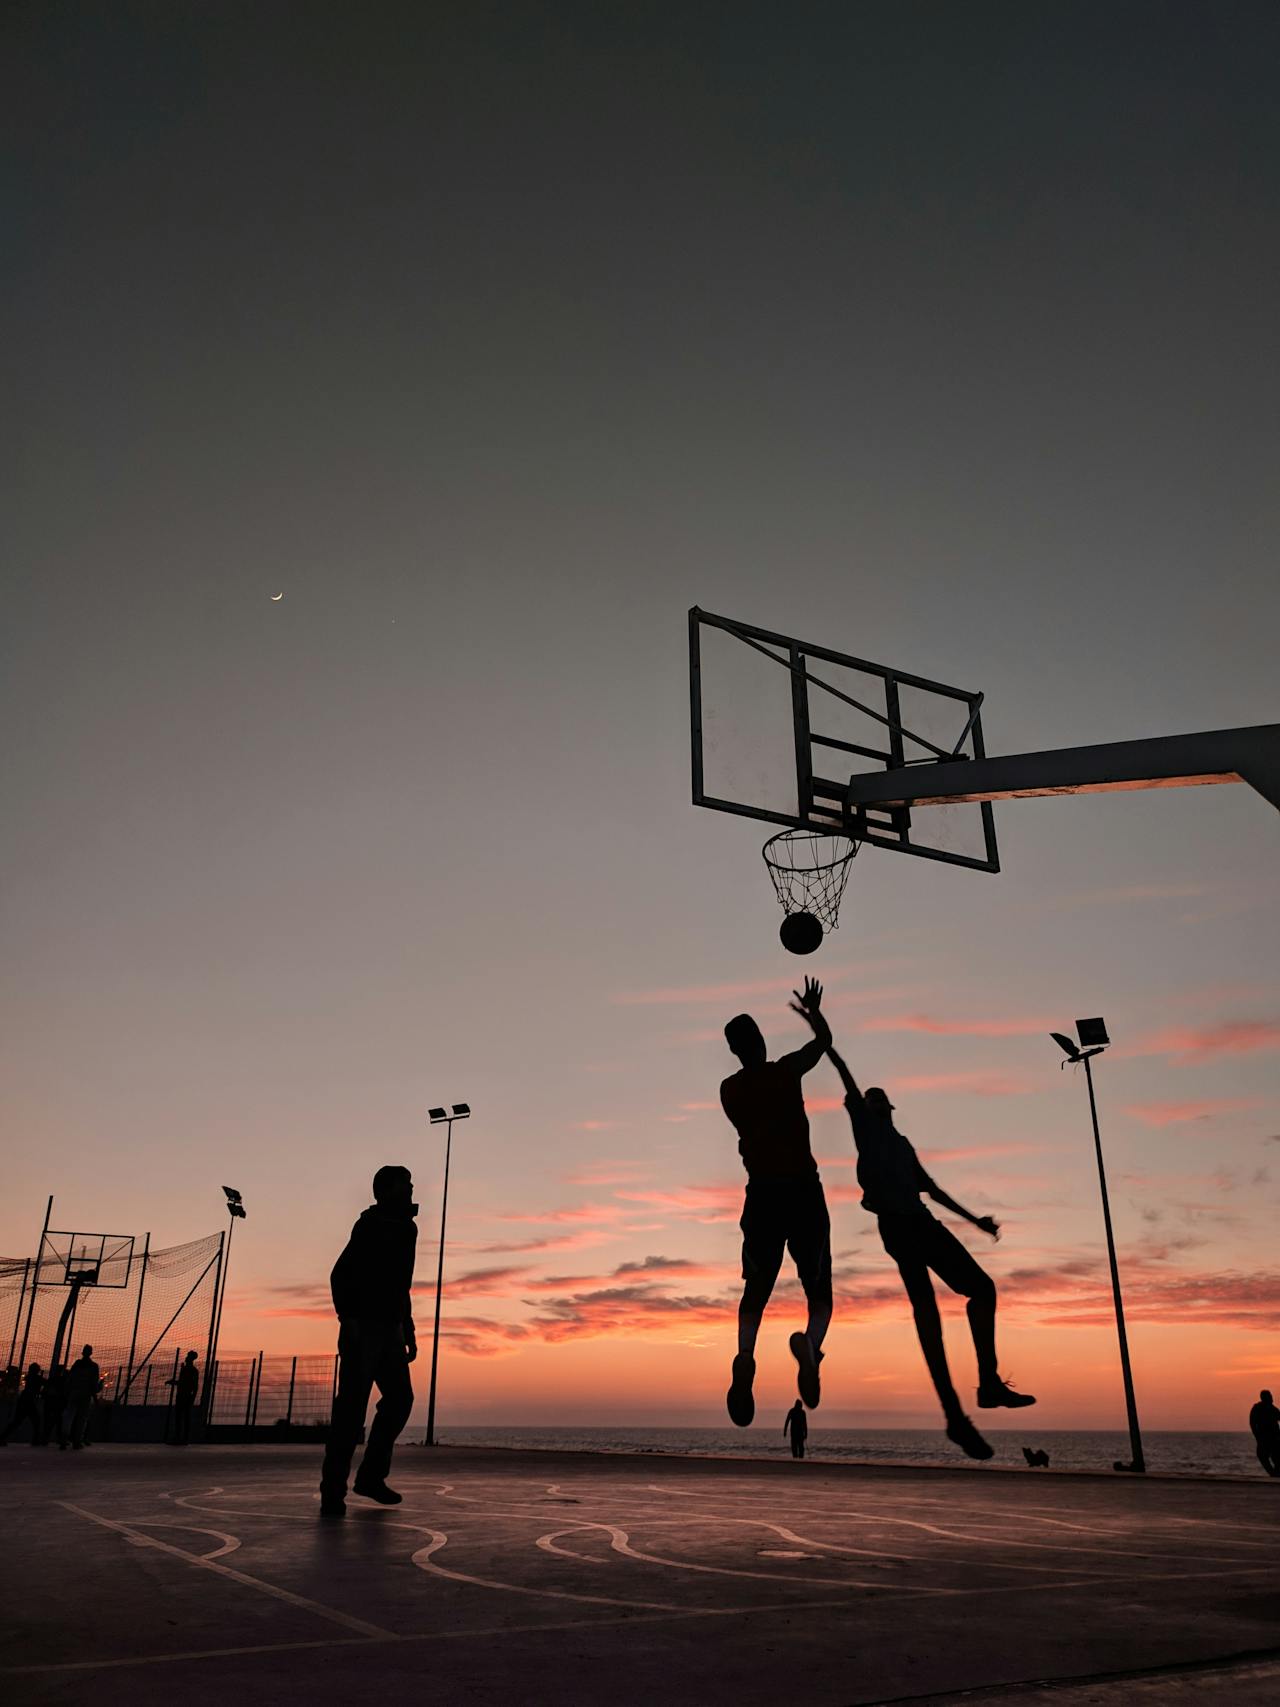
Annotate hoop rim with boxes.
[761,827,860,876]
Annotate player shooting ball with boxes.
[720,977,835,1427]
[823,1028,1035,1461]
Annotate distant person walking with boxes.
[719,979,835,1427]
[824,1038,1035,1463]
[66,1344,103,1449]
[319,1165,419,1517]
[1249,1389,1280,1476]
[168,1351,199,1445]
[784,1399,808,1459]
[1,1363,44,1445]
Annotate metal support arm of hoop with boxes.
[843,724,1280,813]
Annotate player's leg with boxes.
[355,1329,413,1501]
[925,1220,1035,1409]
[730,1186,785,1426]
[786,1180,832,1407]
[320,1322,378,1511]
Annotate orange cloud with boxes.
[921,1141,1045,1163]
[613,1184,742,1223]
[887,1070,1039,1096]
[563,1163,648,1186]
[472,1230,615,1255]
[491,1202,632,1225]
[1125,1020,1280,1064]
[1123,1098,1260,1127]
[862,1014,1053,1037]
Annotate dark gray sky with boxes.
[3,4,1277,1423]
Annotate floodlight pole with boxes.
[424,1105,469,1446]
[208,1203,241,1392]
[1080,1051,1146,1474]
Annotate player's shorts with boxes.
[739,1175,832,1308]
[877,1210,992,1298]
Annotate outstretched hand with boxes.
[976,1215,1001,1242]
[789,977,823,1024]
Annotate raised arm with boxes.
[825,1044,861,1101]
[920,1170,1000,1240]
[784,977,832,1073]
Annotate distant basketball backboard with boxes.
[689,607,1000,872]
[40,1230,135,1289]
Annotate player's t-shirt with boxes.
[846,1092,933,1216]
[720,1047,821,1180]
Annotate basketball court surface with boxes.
[4,1446,1278,1704]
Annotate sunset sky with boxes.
[3,4,1277,1430]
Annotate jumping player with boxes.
[824,1038,1034,1461]
[720,978,834,1426]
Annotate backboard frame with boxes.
[40,1230,136,1289]
[689,607,1000,872]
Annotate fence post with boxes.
[161,1346,179,1442]
[123,1233,151,1401]
[17,1195,53,1374]
[286,1355,297,1426]
[250,1350,264,1428]
[7,1258,31,1367]
[206,1358,220,1427]
[142,1365,152,1407]
[243,1355,256,1431]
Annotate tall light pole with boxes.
[1051,1018,1145,1474]
[424,1103,469,1446]
[206,1187,246,1408]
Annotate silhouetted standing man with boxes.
[784,1399,808,1459]
[320,1165,418,1516]
[1249,1389,1280,1476]
[824,1038,1034,1462]
[169,1350,199,1445]
[720,979,834,1427]
[66,1345,102,1448]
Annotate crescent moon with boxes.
[270,592,284,601]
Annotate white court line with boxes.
[539,1521,957,1595]
[59,1503,392,1639]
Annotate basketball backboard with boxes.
[40,1230,135,1289]
[689,607,999,872]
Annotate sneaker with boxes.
[788,1332,823,1409]
[945,1414,994,1461]
[726,1353,756,1427]
[977,1376,1036,1410]
[352,1477,403,1505]
[319,1497,347,1518]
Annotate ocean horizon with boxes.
[426,1424,1271,1480]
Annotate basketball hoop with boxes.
[762,829,858,954]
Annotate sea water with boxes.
[434,1426,1267,1478]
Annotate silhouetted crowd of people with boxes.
[0,1344,205,1448]
[1,1345,102,1448]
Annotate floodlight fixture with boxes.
[428,1106,448,1123]
[1076,1016,1110,1049]
[1050,1031,1080,1063]
[450,1103,471,1118]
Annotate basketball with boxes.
[779,911,823,955]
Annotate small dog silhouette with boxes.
[1021,1447,1050,1468]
